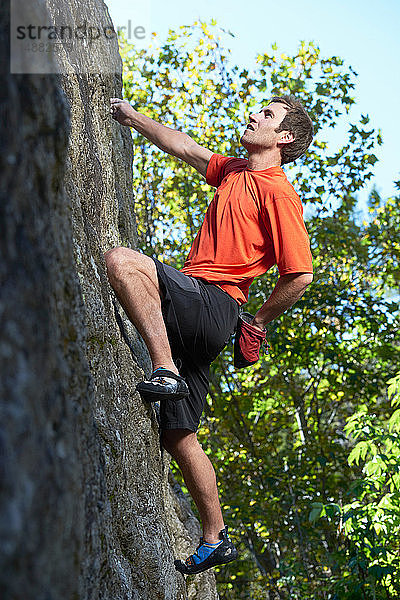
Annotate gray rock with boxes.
[0,0,218,598]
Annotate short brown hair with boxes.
[269,95,314,165]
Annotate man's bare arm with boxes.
[110,98,213,177]
[251,273,313,330]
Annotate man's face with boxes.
[240,102,291,151]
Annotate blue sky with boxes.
[106,0,399,205]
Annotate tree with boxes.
[311,372,400,599]
[118,22,400,598]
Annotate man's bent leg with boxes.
[162,428,225,542]
[104,246,178,375]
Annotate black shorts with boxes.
[151,257,239,432]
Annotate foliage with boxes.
[118,21,400,599]
[119,21,246,261]
[310,373,400,599]
[118,22,383,260]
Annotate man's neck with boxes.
[246,149,282,171]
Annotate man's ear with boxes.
[278,130,294,145]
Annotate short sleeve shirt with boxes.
[180,153,313,305]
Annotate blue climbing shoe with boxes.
[136,367,189,403]
[174,527,238,575]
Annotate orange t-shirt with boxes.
[180,153,313,305]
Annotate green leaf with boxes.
[348,441,368,466]
[309,503,324,522]
[388,408,400,432]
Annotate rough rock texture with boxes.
[0,1,218,598]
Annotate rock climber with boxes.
[105,94,314,575]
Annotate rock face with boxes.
[0,1,218,598]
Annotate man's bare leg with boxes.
[162,429,225,542]
[104,246,178,374]
[104,248,225,542]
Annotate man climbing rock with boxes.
[105,94,314,575]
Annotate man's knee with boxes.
[161,428,198,458]
[103,246,143,283]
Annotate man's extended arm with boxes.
[110,98,212,177]
[251,273,313,331]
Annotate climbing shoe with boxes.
[136,367,189,403]
[174,526,238,575]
